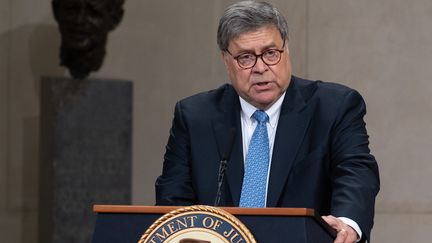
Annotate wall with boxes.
[306,1,432,241]
[0,0,64,242]
[0,0,431,242]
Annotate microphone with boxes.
[214,127,236,206]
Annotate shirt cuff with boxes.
[338,217,362,242]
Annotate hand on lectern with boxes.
[322,215,358,243]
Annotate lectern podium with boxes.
[92,205,336,243]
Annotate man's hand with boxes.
[322,215,358,243]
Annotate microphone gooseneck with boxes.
[214,127,236,206]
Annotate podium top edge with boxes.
[93,205,315,216]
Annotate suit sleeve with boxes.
[329,90,380,242]
[155,101,197,205]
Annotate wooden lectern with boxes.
[92,205,336,243]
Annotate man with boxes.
[156,1,380,243]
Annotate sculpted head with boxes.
[52,0,125,79]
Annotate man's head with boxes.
[218,1,292,110]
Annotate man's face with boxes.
[222,25,292,110]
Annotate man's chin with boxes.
[250,96,279,110]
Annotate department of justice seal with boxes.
[138,205,256,243]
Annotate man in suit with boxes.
[155,1,380,243]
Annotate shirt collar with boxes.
[239,92,286,129]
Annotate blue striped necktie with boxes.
[239,110,269,208]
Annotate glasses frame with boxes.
[226,42,286,69]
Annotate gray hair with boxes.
[217,1,289,52]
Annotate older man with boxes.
[156,1,379,243]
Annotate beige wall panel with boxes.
[0,0,15,241]
[374,213,432,242]
[99,0,228,204]
[0,211,37,242]
[0,0,11,240]
[7,2,60,210]
[0,211,21,242]
[270,0,308,77]
[3,0,60,241]
[0,0,10,210]
[307,0,432,213]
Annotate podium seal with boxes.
[138,205,256,243]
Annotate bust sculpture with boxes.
[52,0,125,79]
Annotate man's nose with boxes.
[251,56,268,73]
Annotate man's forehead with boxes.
[228,26,284,51]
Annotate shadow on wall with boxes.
[1,22,65,242]
[28,23,66,242]
[28,23,66,94]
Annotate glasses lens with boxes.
[237,53,256,68]
[263,50,281,64]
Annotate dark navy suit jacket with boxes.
[156,76,380,241]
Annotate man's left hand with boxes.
[322,215,358,243]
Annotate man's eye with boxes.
[238,53,255,60]
[264,50,277,57]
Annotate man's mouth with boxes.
[256,81,269,86]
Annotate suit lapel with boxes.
[211,85,243,206]
[266,78,313,207]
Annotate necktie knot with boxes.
[253,110,269,124]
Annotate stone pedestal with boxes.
[39,77,133,243]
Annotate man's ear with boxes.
[284,41,290,54]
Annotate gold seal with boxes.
[138,205,256,243]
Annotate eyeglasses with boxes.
[226,45,285,69]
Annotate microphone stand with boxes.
[214,158,228,206]
[214,128,236,206]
